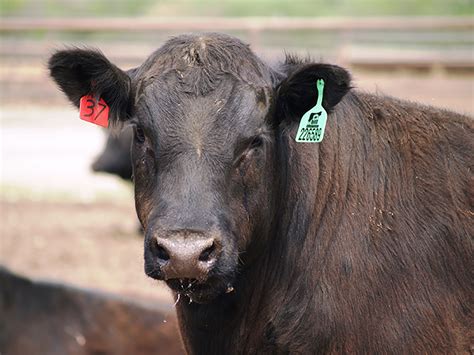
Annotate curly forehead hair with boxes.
[134,33,275,96]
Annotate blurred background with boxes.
[1,0,473,314]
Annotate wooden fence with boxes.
[1,16,472,69]
[1,17,472,104]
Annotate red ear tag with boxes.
[79,95,109,127]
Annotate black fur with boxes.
[48,33,473,354]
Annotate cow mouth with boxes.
[166,277,233,304]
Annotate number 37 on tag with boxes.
[79,95,110,128]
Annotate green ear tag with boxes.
[295,79,327,143]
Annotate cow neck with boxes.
[253,100,359,351]
[174,265,273,353]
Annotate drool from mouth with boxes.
[166,278,235,304]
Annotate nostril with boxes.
[199,242,216,262]
[154,241,170,262]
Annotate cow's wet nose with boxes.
[153,235,220,280]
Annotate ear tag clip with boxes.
[295,79,327,143]
[79,95,109,128]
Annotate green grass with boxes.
[0,0,156,17]
[152,0,474,17]
[1,0,472,17]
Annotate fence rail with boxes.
[1,16,473,32]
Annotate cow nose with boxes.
[153,235,219,281]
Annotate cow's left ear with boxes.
[48,48,134,126]
[275,63,351,123]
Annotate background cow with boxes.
[0,267,183,355]
[49,33,473,354]
[91,127,133,181]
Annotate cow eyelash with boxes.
[134,126,146,144]
[233,135,265,167]
[249,135,264,150]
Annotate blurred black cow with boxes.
[0,267,183,355]
[92,127,133,181]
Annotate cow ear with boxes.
[48,48,134,126]
[275,63,351,124]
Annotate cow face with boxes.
[49,33,350,303]
[130,40,277,303]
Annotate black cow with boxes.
[91,127,133,181]
[49,33,473,354]
[0,267,183,355]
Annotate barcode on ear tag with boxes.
[296,79,327,143]
[79,95,109,128]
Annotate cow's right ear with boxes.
[48,48,134,126]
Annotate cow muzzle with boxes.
[147,229,221,282]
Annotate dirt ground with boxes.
[0,199,173,304]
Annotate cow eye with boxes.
[134,126,146,144]
[249,135,264,150]
[234,135,264,167]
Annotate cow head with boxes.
[49,33,351,303]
